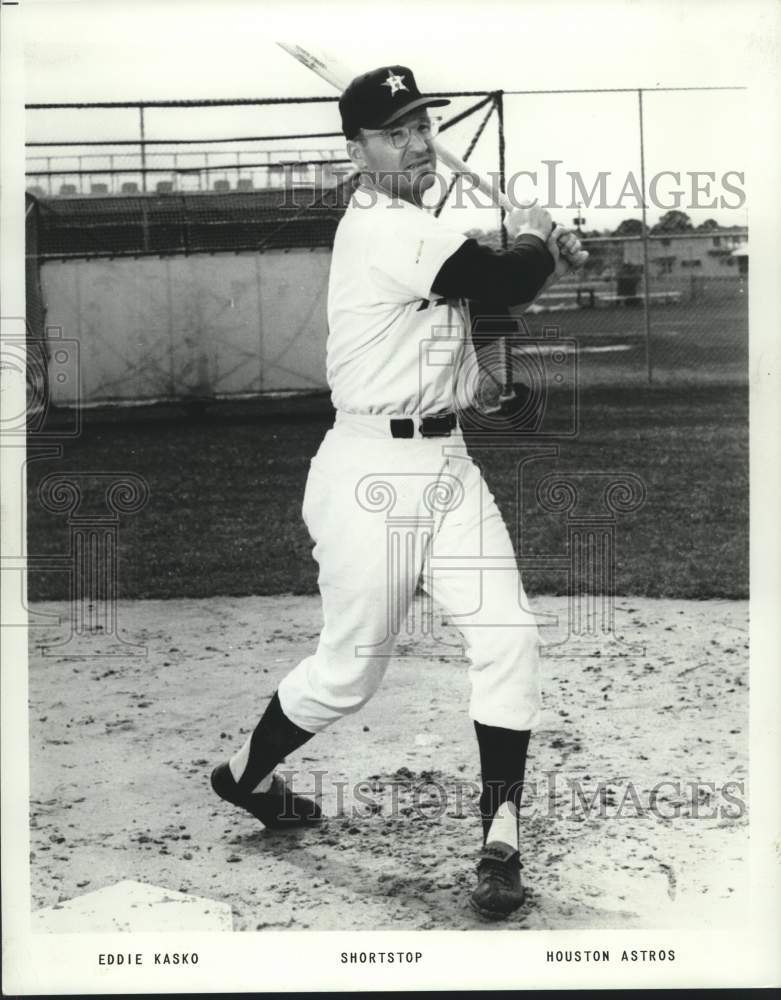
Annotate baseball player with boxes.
[212,65,583,920]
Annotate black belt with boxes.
[389,412,458,439]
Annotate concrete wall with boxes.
[40,249,331,405]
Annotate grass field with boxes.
[26,383,748,602]
[516,294,748,387]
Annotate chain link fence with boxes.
[25,87,748,396]
[518,232,747,387]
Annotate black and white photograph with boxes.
[1,0,779,992]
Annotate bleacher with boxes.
[28,186,352,259]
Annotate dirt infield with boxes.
[28,594,748,931]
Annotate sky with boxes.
[17,0,772,232]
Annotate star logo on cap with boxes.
[382,71,408,96]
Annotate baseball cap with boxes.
[339,66,450,140]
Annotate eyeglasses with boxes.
[362,116,442,150]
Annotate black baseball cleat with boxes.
[210,762,322,830]
[469,840,525,920]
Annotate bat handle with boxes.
[549,221,589,267]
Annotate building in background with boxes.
[622,228,748,280]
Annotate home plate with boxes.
[32,880,233,933]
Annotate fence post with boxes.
[638,89,652,384]
[139,105,147,193]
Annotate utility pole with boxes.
[573,202,586,235]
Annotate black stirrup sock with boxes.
[235,691,315,795]
[473,720,531,843]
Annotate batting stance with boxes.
[212,65,583,920]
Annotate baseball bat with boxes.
[277,42,588,266]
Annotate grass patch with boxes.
[26,384,748,601]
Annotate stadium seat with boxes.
[59,184,77,196]
[91,183,109,195]
[121,182,139,193]
[213,179,231,192]
[156,181,174,193]
[236,178,254,191]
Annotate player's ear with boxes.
[346,137,368,170]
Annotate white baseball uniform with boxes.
[277,186,542,734]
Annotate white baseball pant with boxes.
[277,413,542,733]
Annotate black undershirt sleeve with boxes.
[430,234,555,307]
